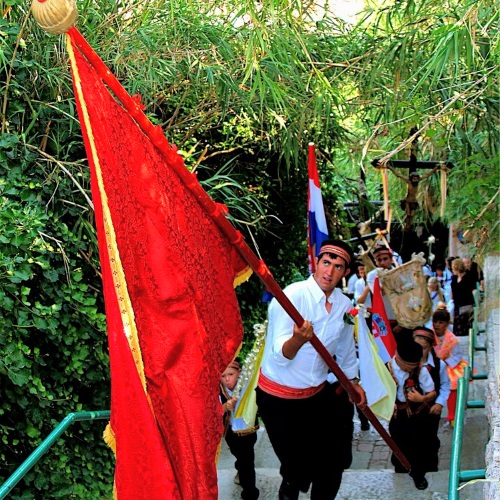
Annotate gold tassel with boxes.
[232,322,267,433]
[31,0,77,35]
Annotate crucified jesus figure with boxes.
[384,163,443,231]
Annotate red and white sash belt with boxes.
[258,370,325,399]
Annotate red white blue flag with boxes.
[307,142,329,273]
[371,277,397,363]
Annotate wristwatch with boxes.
[350,377,360,384]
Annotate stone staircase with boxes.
[217,336,488,499]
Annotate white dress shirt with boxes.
[390,358,435,402]
[260,275,358,389]
[347,273,358,296]
[392,251,403,266]
[354,277,371,308]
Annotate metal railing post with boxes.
[0,410,110,500]
[448,369,469,500]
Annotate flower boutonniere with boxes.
[343,308,358,325]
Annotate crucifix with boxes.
[371,128,453,232]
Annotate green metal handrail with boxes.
[448,363,486,498]
[0,410,110,500]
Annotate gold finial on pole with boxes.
[31,0,77,35]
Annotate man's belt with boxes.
[258,370,325,399]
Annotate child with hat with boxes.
[412,326,451,473]
[388,331,436,490]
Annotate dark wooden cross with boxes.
[371,128,453,232]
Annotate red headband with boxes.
[319,245,351,265]
[373,247,392,257]
[413,328,437,346]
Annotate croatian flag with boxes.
[371,277,397,363]
[307,142,329,274]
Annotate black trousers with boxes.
[224,428,259,500]
[389,406,433,479]
[426,412,441,472]
[256,383,353,499]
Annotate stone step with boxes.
[217,467,484,499]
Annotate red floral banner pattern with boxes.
[67,34,250,499]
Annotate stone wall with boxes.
[483,255,500,499]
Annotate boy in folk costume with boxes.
[431,308,468,427]
[412,326,451,473]
[388,332,436,490]
[360,246,398,326]
[220,361,260,500]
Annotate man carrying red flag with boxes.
[358,247,399,361]
[256,239,366,500]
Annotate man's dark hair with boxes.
[318,239,354,267]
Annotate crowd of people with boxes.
[219,239,482,499]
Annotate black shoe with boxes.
[278,480,299,500]
[412,476,428,490]
[241,487,259,500]
[361,422,370,431]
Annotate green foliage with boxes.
[340,0,499,255]
[0,12,112,498]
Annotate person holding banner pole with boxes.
[357,246,399,362]
[365,246,398,325]
[256,239,366,500]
